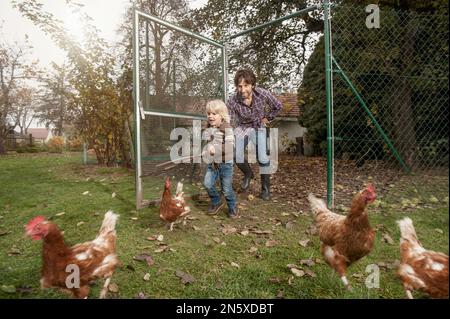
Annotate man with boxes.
[227,68,282,200]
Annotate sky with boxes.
[0,0,207,68]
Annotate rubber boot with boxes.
[260,174,271,200]
[236,162,254,191]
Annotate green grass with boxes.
[0,152,448,299]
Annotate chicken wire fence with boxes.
[328,3,449,205]
[133,9,226,208]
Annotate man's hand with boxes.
[262,118,270,127]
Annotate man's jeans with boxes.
[235,128,270,167]
[204,163,236,211]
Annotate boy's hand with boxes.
[208,145,215,156]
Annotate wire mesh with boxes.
[136,13,224,206]
[330,4,448,203]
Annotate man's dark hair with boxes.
[234,68,257,87]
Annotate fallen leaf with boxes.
[382,233,395,245]
[175,270,195,285]
[212,237,221,244]
[435,228,444,234]
[143,273,151,281]
[192,225,201,231]
[76,221,85,227]
[250,230,273,235]
[288,275,294,285]
[249,246,258,253]
[230,262,240,269]
[304,269,317,278]
[287,264,299,269]
[112,192,117,198]
[157,234,164,242]
[154,245,169,253]
[108,283,119,293]
[82,191,89,195]
[299,259,315,267]
[55,212,65,217]
[269,277,281,284]
[298,239,311,247]
[265,240,278,247]
[276,290,285,299]
[130,217,138,221]
[8,247,21,255]
[248,194,255,201]
[240,230,249,236]
[352,273,364,279]
[1,285,16,294]
[291,268,305,277]
[135,292,147,299]
[281,212,290,216]
[146,235,157,241]
[305,225,318,236]
[285,221,295,230]
[221,225,237,235]
[0,230,11,237]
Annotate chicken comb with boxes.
[26,215,46,232]
[366,184,376,193]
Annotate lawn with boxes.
[0,152,448,299]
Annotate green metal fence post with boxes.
[333,58,411,173]
[324,0,334,208]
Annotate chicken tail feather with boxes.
[308,193,330,218]
[397,217,420,246]
[98,210,119,238]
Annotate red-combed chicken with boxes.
[159,177,190,231]
[25,210,120,299]
[397,217,449,299]
[308,184,377,289]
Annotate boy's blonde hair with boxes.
[206,99,230,123]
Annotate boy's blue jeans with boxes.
[204,163,236,212]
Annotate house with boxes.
[273,93,307,153]
[27,128,53,144]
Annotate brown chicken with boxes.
[397,217,449,299]
[308,184,377,289]
[25,211,120,298]
[159,177,190,231]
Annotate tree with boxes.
[0,29,37,154]
[299,0,449,168]
[12,86,38,135]
[36,62,73,136]
[190,0,323,90]
[14,0,133,167]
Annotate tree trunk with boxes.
[390,10,418,169]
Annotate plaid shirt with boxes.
[226,87,282,137]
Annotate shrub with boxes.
[47,136,64,153]
[66,137,83,151]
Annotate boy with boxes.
[203,100,239,219]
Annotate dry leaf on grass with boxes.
[175,270,195,285]
[298,239,311,247]
[382,233,395,245]
[265,240,278,247]
[143,273,151,281]
[299,259,315,267]
[230,262,240,269]
[291,268,305,277]
[108,283,119,293]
